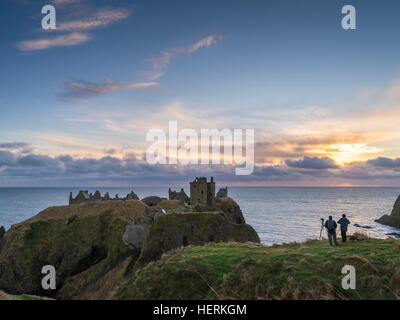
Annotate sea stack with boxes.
[376,194,400,228]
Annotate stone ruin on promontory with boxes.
[69,177,228,206]
[69,190,139,205]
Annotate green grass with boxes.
[115,237,400,300]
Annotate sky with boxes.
[1,0,400,187]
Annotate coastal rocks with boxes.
[122,223,151,249]
[137,198,260,265]
[0,192,260,299]
[137,213,260,265]
[376,195,400,228]
[0,200,149,299]
[386,232,400,238]
[0,226,5,240]
[141,196,162,207]
[354,224,373,229]
[215,197,246,224]
[0,226,5,253]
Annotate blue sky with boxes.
[1,0,400,186]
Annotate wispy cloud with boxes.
[146,35,220,80]
[59,78,158,99]
[52,0,81,4]
[187,35,218,53]
[16,6,130,52]
[0,142,30,150]
[17,32,90,51]
[57,8,131,31]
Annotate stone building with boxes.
[69,190,139,205]
[216,187,228,199]
[69,190,90,205]
[168,188,190,204]
[190,177,215,206]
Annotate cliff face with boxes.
[0,197,259,300]
[0,201,150,299]
[138,210,259,265]
[376,195,400,228]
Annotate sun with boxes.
[312,143,381,166]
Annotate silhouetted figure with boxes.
[338,214,350,242]
[325,216,338,246]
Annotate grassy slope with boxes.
[0,290,50,300]
[115,237,400,300]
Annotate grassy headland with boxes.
[116,237,400,300]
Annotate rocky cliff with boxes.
[376,195,400,228]
[0,197,259,299]
[137,198,259,265]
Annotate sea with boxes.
[0,187,399,245]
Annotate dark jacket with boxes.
[325,219,337,234]
[338,217,350,232]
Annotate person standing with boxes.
[324,216,338,246]
[338,214,351,242]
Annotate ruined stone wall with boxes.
[190,178,208,205]
[207,180,216,205]
[190,177,215,206]
[168,188,190,203]
[69,190,139,205]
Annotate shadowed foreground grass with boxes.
[116,237,400,300]
[0,290,51,300]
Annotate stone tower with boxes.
[190,177,215,206]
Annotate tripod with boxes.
[319,218,325,240]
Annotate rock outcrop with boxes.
[137,197,259,265]
[376,195,400,228]
[141,196,162,207]
[0,226,5,241]
[122,223,151,250]
[0,196,259,300]
[0,201,150,299]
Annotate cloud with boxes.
[17,32,90,51]
[285,156,339,169]
[59,78,158,99]
[146,35,220,80]
[367,157,400,168]
[53,0,81,4]
[1,149,400,186]
[18,154,60,167]
[187,35,218,53]
[104,148,117,155]
[57,8,131,31]
[0,151,16,167]
[0,142,30,149]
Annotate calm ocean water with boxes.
[0,187,399,245]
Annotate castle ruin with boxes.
[216,187,228,199]
[69,190,139,205]
[69,177,227,206]
[168,188,190,204]
[190,177,216,206]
